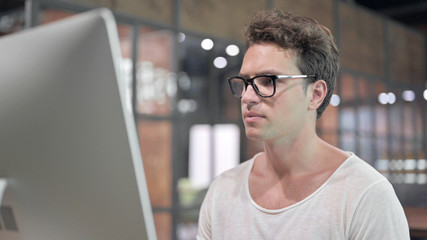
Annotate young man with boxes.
[197,9,409,239]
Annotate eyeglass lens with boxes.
[229,76,275,98]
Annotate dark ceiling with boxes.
[0,0,426,34]
[0,0,24,13]
[355,0,427,34]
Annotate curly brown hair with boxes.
[245,9,340,119]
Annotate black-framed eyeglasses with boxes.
[227,74,316,98]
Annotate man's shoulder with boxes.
[214,158,254,182]
[334,154,389,192]
[344,154,385,180]
[208,155,256,191]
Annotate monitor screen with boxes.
[0,8,157,240]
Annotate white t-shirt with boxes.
[197,153,410,240]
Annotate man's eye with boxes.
[255,77,273,86]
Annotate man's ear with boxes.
[308,80,327,111]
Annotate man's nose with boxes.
[241,83,261,103]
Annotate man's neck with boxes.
[249,134,349,209]
[262,125,322,177]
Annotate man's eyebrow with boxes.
[238,70,283,78]
[260,69,286,75]
[237,73,249,78]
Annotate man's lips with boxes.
[243,112,265,120]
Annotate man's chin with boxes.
[245,130,264,141]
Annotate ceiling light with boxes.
[201,38,214,50]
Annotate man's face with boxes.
[239,43,312,142]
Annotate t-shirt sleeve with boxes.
[348,179,410,240]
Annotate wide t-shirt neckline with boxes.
[245,152,355,214]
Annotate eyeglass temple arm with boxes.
[276,75,316,79]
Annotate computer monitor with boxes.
[0,8,157,240]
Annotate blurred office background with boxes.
[1,0,426,239]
